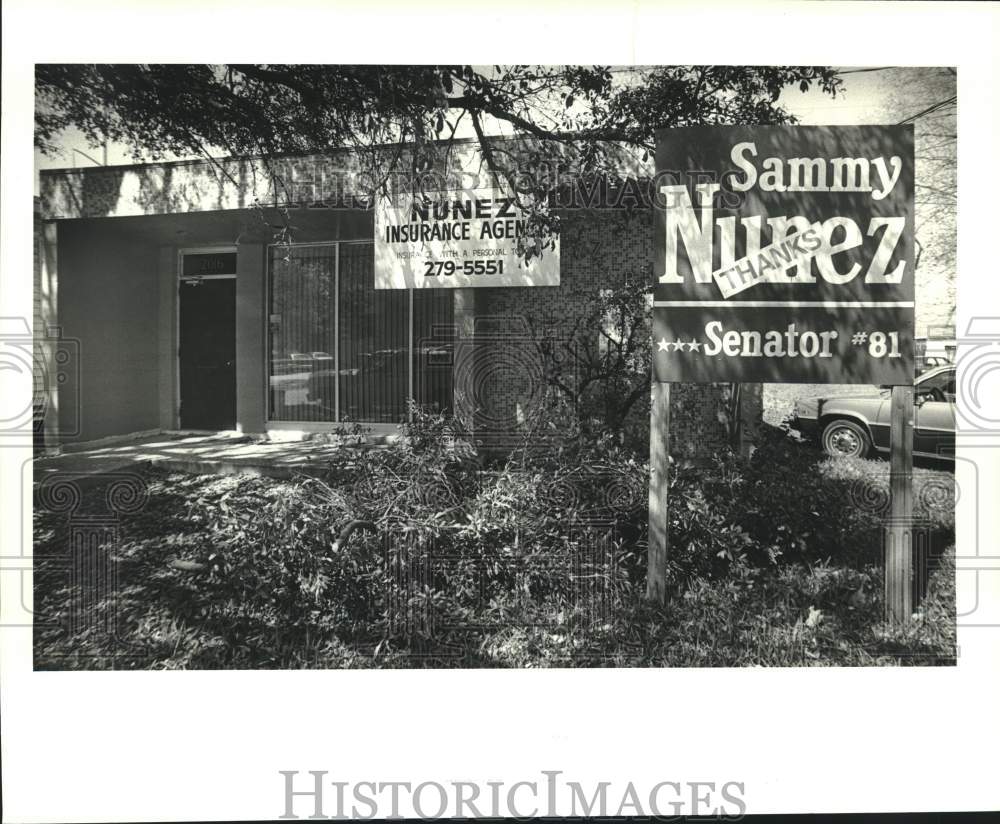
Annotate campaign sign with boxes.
[653,125,914,384]
[374,187,559,289]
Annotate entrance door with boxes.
[178,277,236,430]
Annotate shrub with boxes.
[182,475,383,658]
[33,424,957,668]
[181,415,954,661]
[174,412,650,658]
[341,425,646,653]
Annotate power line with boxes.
[837,67,896,75]
[898,96,957,125]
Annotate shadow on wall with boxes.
[40,157,273,220]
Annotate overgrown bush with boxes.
[165,407,652,658]
[33,407,956,669]
[344,414,646,653]
[179,416,954,661]
[190,477,370,643]
[665,427,955,583]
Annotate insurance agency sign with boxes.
[653,125,914,384]
[374,187,559,289]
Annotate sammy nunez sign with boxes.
[653,125,914,384]
[374,187,559,289]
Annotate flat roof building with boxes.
[35,142,760,459]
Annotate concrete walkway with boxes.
[34,431,382,484]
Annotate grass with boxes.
[33,434,956,669]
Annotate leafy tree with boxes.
[897,67,956,331]
[35,64,841,211]
[35,64,843,449]
[539,266,654,445]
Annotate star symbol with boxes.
[669,339,685,352]
[656,337,670,352]
[685,340,701,352]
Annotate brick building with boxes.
[35,141,760,457]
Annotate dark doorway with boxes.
[179,277,236,430]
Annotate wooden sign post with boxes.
[647,381,670,603]
[885,384,915,624]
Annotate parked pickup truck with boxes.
[787,365,956,460]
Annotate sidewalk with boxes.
[33,431,384,484]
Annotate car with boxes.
[915,335,956,373]
[787,365,956,460]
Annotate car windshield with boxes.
[916,369,956,402]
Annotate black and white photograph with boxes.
[2,1,999,822]
[28,63,958,670]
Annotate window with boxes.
[268,242,453,424]
[916,369,956,403]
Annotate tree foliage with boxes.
[35,64,841,199]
